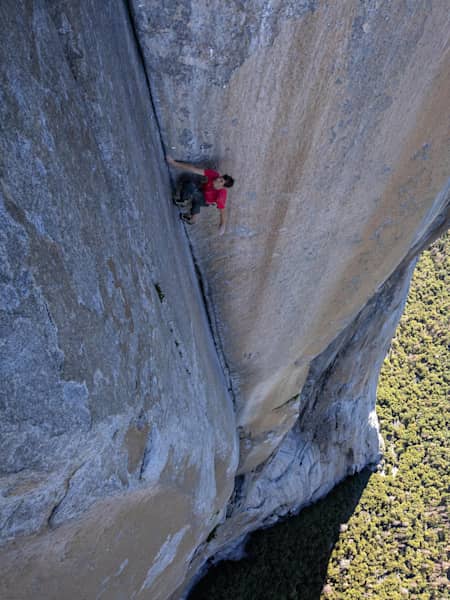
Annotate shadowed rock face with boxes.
[0,1,237,598]
[0,1,449,599]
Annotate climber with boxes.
[166,155,234,236]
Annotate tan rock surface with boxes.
[137,1,450,472]
[1,486,199,600]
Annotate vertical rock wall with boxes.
[0,1,237,598]
[131,0,450,472]
[128,2,449,594]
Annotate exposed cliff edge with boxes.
[0,2,449,599]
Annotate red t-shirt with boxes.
[202,169,227,210]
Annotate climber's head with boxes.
[213,175,234,189]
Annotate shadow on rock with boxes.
[189,468,372,600]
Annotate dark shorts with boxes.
[181,182,207,215]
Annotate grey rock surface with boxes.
[1,1,237,598]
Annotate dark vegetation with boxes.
[190,470,372,600]
[189,233,449,599]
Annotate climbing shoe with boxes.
[180,214,194,225]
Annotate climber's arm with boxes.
[166,156,205,176]
[218,208,226,235]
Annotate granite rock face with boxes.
[132,0,450,474]
[0,2,237,599]
[1,1,449,599]
[130,0,449,594]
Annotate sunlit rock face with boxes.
[129,0,449,594]
[1,1,449,599]
[0,2,237,599]
[132,0,450,475]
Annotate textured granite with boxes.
[0,2,237,598]
[131,0,450,472]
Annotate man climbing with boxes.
[166,155,234,235]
